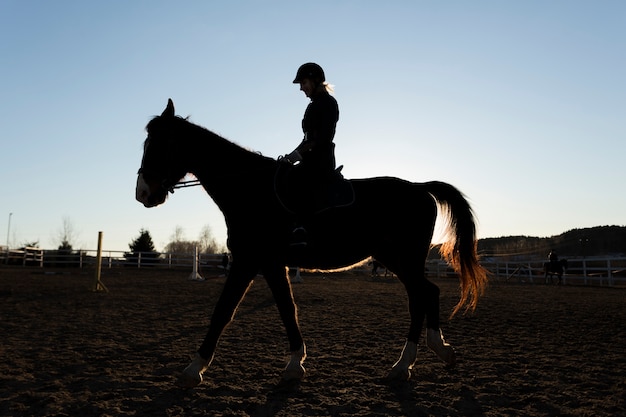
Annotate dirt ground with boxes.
[0,266,624,417]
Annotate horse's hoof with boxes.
[178,370,202,388]
[426,328,457,368]
[177,354,211,388]
[387,366,412,382]
[282,344,306,381]
[438,346,456,368]
[282,364,306,381]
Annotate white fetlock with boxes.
[388,340,417,381]
[282,344,307,381]
[426,328,456,367]
[178,353,212,388]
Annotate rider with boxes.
[283,62,340,246]
[548,249,559,265]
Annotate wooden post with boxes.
[93,231,108,292]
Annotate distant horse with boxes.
[135,100,488,387]
[544,259,568,285]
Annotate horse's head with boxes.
[136,99,188,207]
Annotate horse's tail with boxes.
[424,181,489,317]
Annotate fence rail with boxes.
[2,248,227,270]
[426,257,626,287]
[3,248,625,287]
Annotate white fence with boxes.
[2,248,226,270]
[4,249,625,287]
[3,247,44,267]
[426,257,626,287]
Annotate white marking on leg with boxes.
[388,340,418,380]
[426,328,456,367]
[179,353,213,388]
[282,343,306,380]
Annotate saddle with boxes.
[274,162,354,215]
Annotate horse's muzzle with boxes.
[136,174,167,207]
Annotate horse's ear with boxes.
[162,99,175,117]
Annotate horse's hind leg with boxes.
[421,280,456,366]
[408,277,456,366]
[388,271,455,381]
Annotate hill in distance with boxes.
[475,225,626,259]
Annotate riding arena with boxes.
[1,99,623,416]
[0,266,623,416]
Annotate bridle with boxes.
[137,167,201,194]
[139,133,201,194]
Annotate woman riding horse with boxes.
[136,99,488,387]
[284,62,340,247]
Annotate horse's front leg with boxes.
[179,263,256,388]
[263,265,306,381]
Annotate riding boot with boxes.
[290,225,308,247]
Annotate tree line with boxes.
[474,225,626,260]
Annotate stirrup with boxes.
[289,226,308,247]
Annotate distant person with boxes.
[283,62,340,246]
[371,259,383,277]
[221,252,230,276]
[548,250,558,265]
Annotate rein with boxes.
[172,179,201,191]
[138,167,201,194]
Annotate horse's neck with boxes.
[185,125,273,209]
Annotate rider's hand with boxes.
[283,150,302,164]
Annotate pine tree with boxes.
[125,229,159,266]
[129,229,156,253]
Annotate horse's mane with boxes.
[147,114,274,164]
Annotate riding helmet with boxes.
[293,62,325,83]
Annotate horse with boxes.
[135,99,488,388]
[544,259,568,285]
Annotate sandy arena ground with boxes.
[1,267,624,416]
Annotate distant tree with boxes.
[164,240,198,254]
[129,229,156,253]
[164,225,225,254]
[58,240,73,251]
[51,217,80,267]
[198,225,220,254]
[164,226,195,254]
[55,216,78,251]
[125,229,159,266]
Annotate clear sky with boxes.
[1,1,624,253]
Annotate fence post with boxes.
[92,231,108,292]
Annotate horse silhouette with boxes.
[136,99,488,387]
[545,259,568,285]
